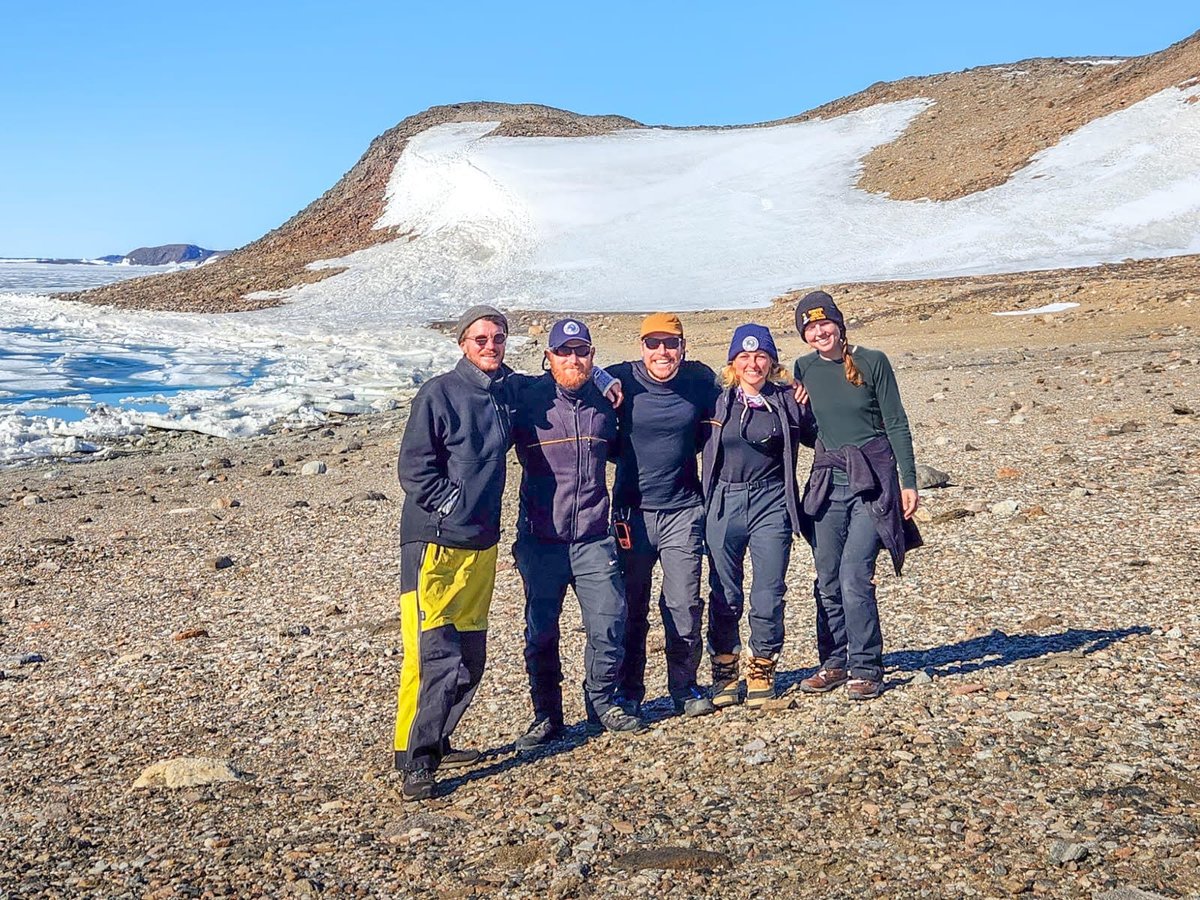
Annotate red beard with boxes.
[552,364,590,391]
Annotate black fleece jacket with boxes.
[398,356,512,549]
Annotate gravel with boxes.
[1,321,1197,898]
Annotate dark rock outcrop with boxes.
[120,244,218,266]
[18,245,221,266]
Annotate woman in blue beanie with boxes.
[793,291,920,701]
[702,324,814,708]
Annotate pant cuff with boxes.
[395,750,435,772]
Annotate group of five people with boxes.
[393,292,919,801]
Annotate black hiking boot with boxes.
[586,706,646,737]
[401,767,436,802]
[516,717,563,752]
[439,740,481,770]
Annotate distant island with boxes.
[4,244,224,266]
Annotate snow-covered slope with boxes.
[273,85,1200,326]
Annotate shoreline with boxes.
[7,241,1197,467]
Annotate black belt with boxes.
[716,477,784,491]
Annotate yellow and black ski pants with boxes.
[393,540,497,772]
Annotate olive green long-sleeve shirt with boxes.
[793,346,917,489]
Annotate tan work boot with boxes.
[710,653,741,708]
[745,656,777,708]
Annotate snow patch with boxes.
[993,302,1080,316]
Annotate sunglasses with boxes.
[468,333,507,347]
[643,336,682,350]
[738,395,779,446]
[551,344,592,357]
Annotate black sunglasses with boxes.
[551,344,592,357]
[739,400,777,448]
[468,333,507,347]
[738,395,779,446]
[643,336,682,350]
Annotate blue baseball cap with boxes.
[727,323,778,362]
[548,318,593,350]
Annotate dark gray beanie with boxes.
[794,291,846,337]
[455,305,508,342]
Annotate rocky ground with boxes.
[2,301,1199,899]
[793,29,1200,203]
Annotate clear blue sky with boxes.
[1,1,1195,258]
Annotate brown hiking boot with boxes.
[847,678,883,701]
[710,654,741,708]
[800,667,849,694]
[745,656,777,708]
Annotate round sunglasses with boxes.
[467,333,507,347]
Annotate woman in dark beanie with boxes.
[702,324,814,708]
[793,291,919,701]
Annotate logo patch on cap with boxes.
[563,320,581,336]
[742,335,759,352]
[804,307,827,324]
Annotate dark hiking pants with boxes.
[706,479,792,659]
[810,482,885,681]
[514,534,627,724]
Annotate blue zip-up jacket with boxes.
[511,374,618,544]
[398,356,513,549]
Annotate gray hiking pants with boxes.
[617,505,706,705]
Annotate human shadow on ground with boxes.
[438,721,601,795]
[441,693,702,795]
[440,625,1151,796]
[776,624,1152,691]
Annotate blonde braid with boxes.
[842,339,864,387]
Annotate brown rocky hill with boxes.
[788,28,1200,201]
[69,30,1200,315]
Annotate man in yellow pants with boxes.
[394,306,622,800]
[394,305,512,801]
